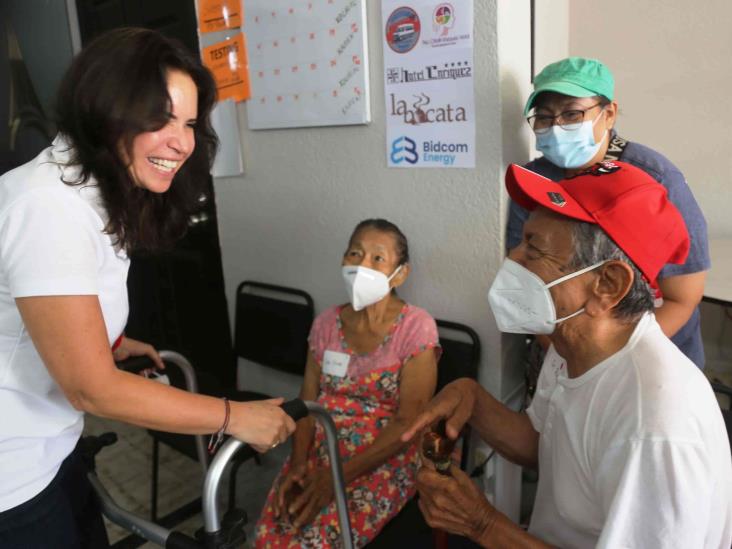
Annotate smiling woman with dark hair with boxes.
[0,27,295,548]
[54,26,219,251]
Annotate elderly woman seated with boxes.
[255,219,440,548]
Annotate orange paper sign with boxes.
[198,0,242,33]
[203,33,251,102]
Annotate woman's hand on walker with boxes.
[229,398,297,453]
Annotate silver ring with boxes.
[271,442,279,449]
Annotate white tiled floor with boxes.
[83,415,289,548]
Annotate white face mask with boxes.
[487,258,606,334]
[342,265,402,311]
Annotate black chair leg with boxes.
[151,437,159,521]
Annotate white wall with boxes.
[214,0,534,402]
[534,0,568,79]
[211,0,535,517]
[569,0,732,238]
[568,0,732,374]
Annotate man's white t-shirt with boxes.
[0,136,130,511]
[526,313,732,548]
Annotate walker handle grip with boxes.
[281,398,309,421]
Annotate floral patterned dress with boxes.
[255,303,440,548]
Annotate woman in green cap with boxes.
[507,56,710,375]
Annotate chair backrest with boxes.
[435,319,481,392]
[435,319,481,472]
[235,281,314,376]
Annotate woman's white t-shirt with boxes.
[0,136,130,511]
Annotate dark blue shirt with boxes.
[506,135,711,368]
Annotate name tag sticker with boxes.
[322,350,350,377]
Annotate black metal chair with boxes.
[367,318,481,548]
[142,281,314,534]
[434,319,481,470]
[222,281,314,508]
[233,280,314,400]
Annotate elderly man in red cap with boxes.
[403,161,732,549]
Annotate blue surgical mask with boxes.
[535,109,607,169]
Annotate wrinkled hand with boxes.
[229,398,297,453]
[287,467,334,529]
[416,464,497,542]
[401,378,478,443]
[273,461,307,519]
[112,336,165,371]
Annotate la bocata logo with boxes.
[433,3,454,36]
[389,93,467,125]
[391,136,419,164]
[385,7,421,53]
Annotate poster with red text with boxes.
[202,33,251,102]
[244,0,370,129]
[199,0,243,33]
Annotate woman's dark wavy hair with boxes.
[55,27,218,251]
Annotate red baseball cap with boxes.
[505,161,690,285]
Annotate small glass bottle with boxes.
[421,419,457,475]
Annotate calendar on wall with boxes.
[244,0,371,129]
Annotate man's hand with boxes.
[402,378,478,443]
[416,464,497,542]
[112,336,165,371]
[288,467,334,528]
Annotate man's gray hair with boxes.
[570,221,655,322]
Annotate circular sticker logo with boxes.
[385,6,421,53]
[433,3,455,36]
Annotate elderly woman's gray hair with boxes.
[570,221,656,322]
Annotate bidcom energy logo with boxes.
[390,136,419,164]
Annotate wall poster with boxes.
[198,0,243,33]
[202,32,252,102]
[244,0,371,129]
[382,0,475,168]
